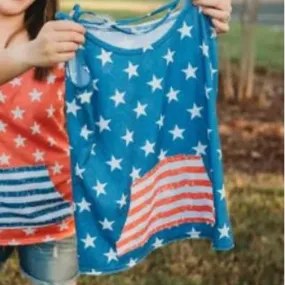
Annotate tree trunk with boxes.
[237,0,260,103]
[219,43,235,102]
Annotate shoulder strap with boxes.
[56,0,183,35]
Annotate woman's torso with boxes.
[0,65,75,245]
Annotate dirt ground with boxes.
[218,71,284,182]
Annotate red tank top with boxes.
[0,64,75,245]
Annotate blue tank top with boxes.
[57,0,235,275]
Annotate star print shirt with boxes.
[0,65,75,245]
[57,1,235,275]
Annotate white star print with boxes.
[116,194,128,209]
[43,235,55,243]
[156,115,165,129]
[142,42,153,52]
[91,143,96,156]
[124,62,139,79]
[111,90,126,107]
[9,77,21,87]
[80,125,93,140]
[46,105,55,118]
[29,88,42,102]
[187,227,201,238]
[33,149,45,162]
[178,21,193,39]
[130,167,141,181]
[163,48,175,65]
[51,162,63,175]
[48,137,57,147]
[106,155,123,171]
[93,180,107,197]
[210,27,217,38]
[89,269,102,276]
[187,103,203,119]
[169,125,185,140]
[127,258,138,268]
[96,116,111,133]
[23,227,36,236]
[158,149,168,161]
[81,233,96,249]
[122,129,134,146]
[207,129,213,139]
[66,99,81,117]
[152,237,164,249]
[193,141,207,156]
[133,102,148,118]
[182,63,198,80]
[210,63,218,79]
[218,224,231,239]
[14,135,26,148]
[0,153,10,166]
[30,122,41,135]
[166,87,180,103]
[217,149,223,160]
[0,91,6,103]
[218,185,226,200]
[58,221,69,231]
[47,74,56,84]
[11,106,25,120]
[93,79,99,91]
[0,120,7,133]
[141,140,156,157]
[75,163,85,179]
[200,41,209,57]
[8,239,20,246]
[205,86,212,99]
[97,49,113,66]
[99,218,114,231]
[77,198,91,213]
[79,91,93,104]
[104,248,118,263]
[147,75,163,93]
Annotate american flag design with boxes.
[0,66,75,245]
[59,1,235,275]
[116,155,216,256]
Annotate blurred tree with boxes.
[237,0,260,103]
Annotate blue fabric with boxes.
[0,165,72,228]
[57,1,235,275]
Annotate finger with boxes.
[193,0,232,11]
[55,32,85,45]
[201,7,231,22]
[55,42,79,54]
[212,18,230,33]
[51,20,86,34]
[54,52,76,63]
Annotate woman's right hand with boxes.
[27,20,86,67]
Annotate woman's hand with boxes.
[26,20,86,67]
[193,0,232,34]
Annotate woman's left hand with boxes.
[193,0,233,34]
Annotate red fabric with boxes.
[0,65,75,245]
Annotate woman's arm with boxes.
[193,0,232,34]
[0,20,85,85]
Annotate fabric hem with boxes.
[79,234,235,276]
[19,267,79,285]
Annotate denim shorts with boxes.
[0,235,79,285]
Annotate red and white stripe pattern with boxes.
[116,155,216,256]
